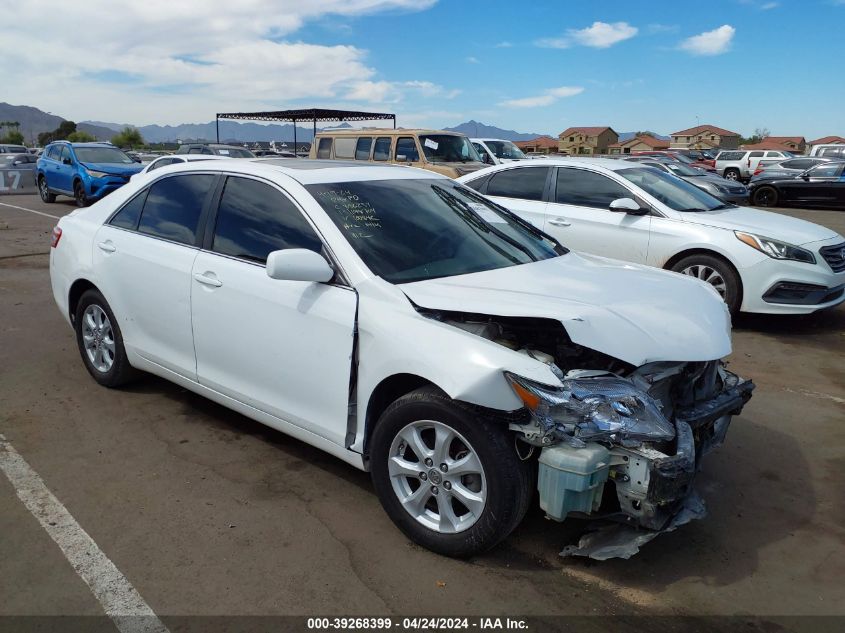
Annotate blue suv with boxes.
[36,142,143,206]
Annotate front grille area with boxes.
[820,243,845,273]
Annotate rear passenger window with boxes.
[555,169,632,209]
[316,138,332,159]
[137,174,215,245]
[486,167,549,201]
[109,190,148,230]
[373,137,391,161]
[395,137,419,162]
[211,177,323,263]
[749,151,764,158]
[355,137,373,160]
[334,138,356,159]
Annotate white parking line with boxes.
[0,434,170,633]
[0,200,61,220]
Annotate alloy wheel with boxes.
[82,304,115,373]
[388,420,487,534]
[680,264,727,297]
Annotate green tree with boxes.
[67,131,96,142]
[55,120,78,139]
[0,130,25,145]
[111,126,144,149]
[0,120,24,145]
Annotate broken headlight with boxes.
[506,373,675,444]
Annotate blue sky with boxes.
[4,0,844,138]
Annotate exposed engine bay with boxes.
[420,307,755,552]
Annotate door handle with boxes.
[548,217,572,227]
[194,272,222,288]
[97,241,116,253]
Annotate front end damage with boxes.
[421,308,754,556]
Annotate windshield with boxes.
[483,140,526,160]
[670,153,697,165]
[662,162,703,177]
[306,178,563,283]
[419,135,481,163]
[618,167,728,212]
[74,147,134,164]
[215,147,254,158]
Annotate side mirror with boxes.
[481,153,491,164]
[801,174,810,181]
[609,197,647,214]
[266,249,334,283]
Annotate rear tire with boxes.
[74,289,137,387]
[38,175,56,203]
[723,168,740,181]
[671,253,742,315]
[73,181,89,207]
[370,386,532,558]
[752,185,778,207]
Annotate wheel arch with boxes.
[663,248,744,307]
[363,373,438,457]
[68,278,100,324]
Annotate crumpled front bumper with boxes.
[613,374,754,531]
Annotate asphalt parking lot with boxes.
[1,194,844,630]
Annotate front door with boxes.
[782,163,844,206]
[545,166,651,263]
[55,145,75,192]
[190,175,357,446]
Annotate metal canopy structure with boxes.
[215,108,397,152]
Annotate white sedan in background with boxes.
[130,153,225,180]
[458,158,845,314]
[49,159,752,557]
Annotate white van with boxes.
[470,138,527,165]
[810,144,845,159]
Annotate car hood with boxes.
[687,173,745,188]
[680,205,838,245]
[81,162,144,176]
[399,253,731,367]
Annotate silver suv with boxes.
[715,149,793,182]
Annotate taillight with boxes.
[51,226,62,248]
[753,166,765,175]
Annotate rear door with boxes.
[190,175,357,445]
[545,166,651,262]
[479,165,550,230]
[92,173,217,379]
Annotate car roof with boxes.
[158,157,451,185]
[315,128,461,136]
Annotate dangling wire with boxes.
[514,436,535,461]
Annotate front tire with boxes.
[74,289,136,387]
[38,176,56,203]
[752,185,778,207]
[370,386,532,558]
[73,181,89,207]
[672,253,742,315]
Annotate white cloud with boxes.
[1,0,440,124]
[466,56,480,64]
[679,25,736,56]
[500,86,584,108]
[537,21,638,49]
[495,41,513,48]
[761,2,779,9]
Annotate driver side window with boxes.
[555,168,631,209]
[395,137,419,162]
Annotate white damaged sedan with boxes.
[49,159,754,557]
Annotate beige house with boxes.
[670,125,741,150]
[558,127,618,155]
[607,134,670,155]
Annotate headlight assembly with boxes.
[506,373,675,445]
[84,168,109,178]
[734,231,816,264]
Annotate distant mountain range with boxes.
[2,102,668,145]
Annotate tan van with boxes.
[308,128,486,178]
